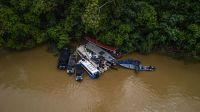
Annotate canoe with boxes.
[117,59,141,69]
[75,64,84,81]
[118,59,156,71]
[137,65,156,71]
[57,48,71,70]
[67,53,77,74]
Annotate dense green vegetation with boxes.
[0,0,199,57]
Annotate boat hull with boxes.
[85,43,117,65]
[118,59,156,72]
[138,66,156,71]
[80,63,99,79]
[79,59,100,79]
[118,63,136,69]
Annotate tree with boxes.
[82,0,100,32]
[135,2,158,29]
[0,0,199,58]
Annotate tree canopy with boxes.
[0,0,199,56]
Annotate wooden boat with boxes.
[57,48,70,70]
[85,34,118,53]
[75,64,84,81]
[118,59,156,71]
[117,59,141,70]
[85,34,122,58]
[85,43,117,65]
[67,53,77,74]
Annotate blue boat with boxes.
[117,59,141,69]
[117,59,156,71]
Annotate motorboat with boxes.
[79,59,100,79]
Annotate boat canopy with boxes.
[85,34,118,53]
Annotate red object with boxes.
[85,34,117,53]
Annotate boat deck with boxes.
[77,45,98,67]
[67,54,77,67]
[85,43,116,64]
[76,45,109,73]
[85,35,117,52]
[79,59,100,79]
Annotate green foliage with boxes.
[31,0,57,15]
[82,0,100,31]
[0,0,199,57]
[47,19,71,49]
[135,2,158,29]
[188,24,200,39]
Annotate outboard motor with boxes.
[149,66,156,71]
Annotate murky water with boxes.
[0,45,200,112]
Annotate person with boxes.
[141,65,144,70]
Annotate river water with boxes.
[0,45,200,112]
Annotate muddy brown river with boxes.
[0,45,200,112]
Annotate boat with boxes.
[75,64,84,81]
[77,45,108,73]
[117,59,156,71]
[117,59,141,69]
[57,48,71,70]
[85,43,117,65]
[78,59,100,79]
[77,45,99,67]
[137,65,156,71]
[85,34,122,58]
[67,53,77,74]
[85,34,118,53]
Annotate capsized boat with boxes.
[85,43,117,65]
[75,64,84,81]
[117,59,156,71]
[78,59,100,79]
